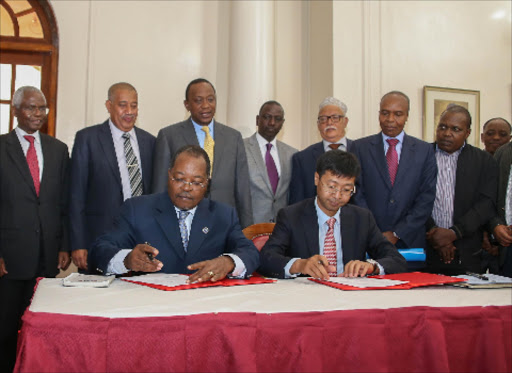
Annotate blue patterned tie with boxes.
[179,210,190,251]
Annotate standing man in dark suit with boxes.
[152,78,253,228]
[289,97,353,204]
[69,82,155,271]
[259,150,406,279]
[426,105,498,275]
[90,145,259,281]
[0,86,71,372]
[480,118,511,273]
[352,91,437,249]
[489,138,512,277]
[244,101,297,223]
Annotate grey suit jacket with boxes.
[152,118,253,228]
[244,133,298,223]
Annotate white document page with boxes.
[323,277,409,288]
[122,273,190,287]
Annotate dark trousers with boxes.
[501,246,512,278]
[0,277,37,373]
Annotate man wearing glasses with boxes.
[259,150,406,279]
[0,86,71,372]
[244,101,297,223]
[289,97,353,205]
[90,145,259,282]
[352,91,437,251]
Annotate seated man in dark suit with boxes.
[259,150,407,279]
[90,145,259,282]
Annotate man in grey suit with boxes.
[244,101,297,223]
[152,78,253,228]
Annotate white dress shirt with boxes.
[15,126,43,180]
[255,132,281,176]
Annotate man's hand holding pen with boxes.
[124,243,163,272]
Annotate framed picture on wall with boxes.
[422,86,480,147]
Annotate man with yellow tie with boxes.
[152,78,253,228]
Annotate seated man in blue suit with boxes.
[352,91,437,250]
[259,150,407,279]
[289,97,353,205]
[90,145,260,282]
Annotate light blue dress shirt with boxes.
[382,130,405,161]
[191,119,215,148]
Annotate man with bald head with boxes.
[289,97,353,204]
[352,91,437,251]
[69,82,155,272]
[1,86,71,371]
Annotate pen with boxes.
[466,272,489,281]
[145,242,154,261]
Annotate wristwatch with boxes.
[366,259,379,275]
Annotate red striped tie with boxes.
[324,217,337,277]
[386,138,399,186]
[24,135,40,196]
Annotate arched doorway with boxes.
[0,0,59,136]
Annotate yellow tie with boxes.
[201,126,215,175]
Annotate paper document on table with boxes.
[324,277,409,288]
[121,273,189,287]
[452,274,512,288]
[63,273,115,288]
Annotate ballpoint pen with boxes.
[466,272,489,281]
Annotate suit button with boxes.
[390,199,395,203]
[35,229,40,233]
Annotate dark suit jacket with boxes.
[352,133,437,249]
[152,119,253,228]
[426,144,498,275]
[489,142,512,229]
[0,130,69,279]
[258,198,407,278]
[288,140,353,205]
[90,193,260,276]
[69,120,155,253]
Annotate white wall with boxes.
[51,0,511,151]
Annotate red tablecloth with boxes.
[15,305,512,372]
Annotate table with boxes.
[15,277,512,372]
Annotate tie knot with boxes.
[122,133,130,140]
[201,126,210,135]
[327,217,336,229]
[266,143,272,151]
[24,135,35,144]
[386,138,399,147]
[329,143,341,150]
[179,210,190,221]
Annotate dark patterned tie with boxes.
[122,133,143,197]
[386,138,399,186]
[265,143,279,195]
[24,135,40,196]
[329,143,341,150]
[324,217,337,277]
[179,210,190,251]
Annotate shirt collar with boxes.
[109,119,135,139]
[191,118,214,130]
[435,142,465,156]
[174,205,198,218]
[255,132,277,148]
[381,130,405,143]
[314,197,341,226]
[15,126,41,143]
[322,136,347,151]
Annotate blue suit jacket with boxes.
[258,198,407,278]
[89,193,260,276]
[352,133,437,249]
[69,120,155,253]
[288,140,353,204]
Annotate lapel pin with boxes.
[202,227,209,234]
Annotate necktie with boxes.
[122,133,143,197]
[324,217,337,277]
[201,126,215,176]
[329,143,341,150]
[24,135,40,196]
[179,210,190,251]
[265,143,279,194]
[386,138,399,186]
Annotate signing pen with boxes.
[145,242,154,261]
[466,272,489,281]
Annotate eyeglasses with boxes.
[320,181,356,197]
[261,114,284,123]
[317,115,344,124]
[171,177,207,190]
[21,105,49,115]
